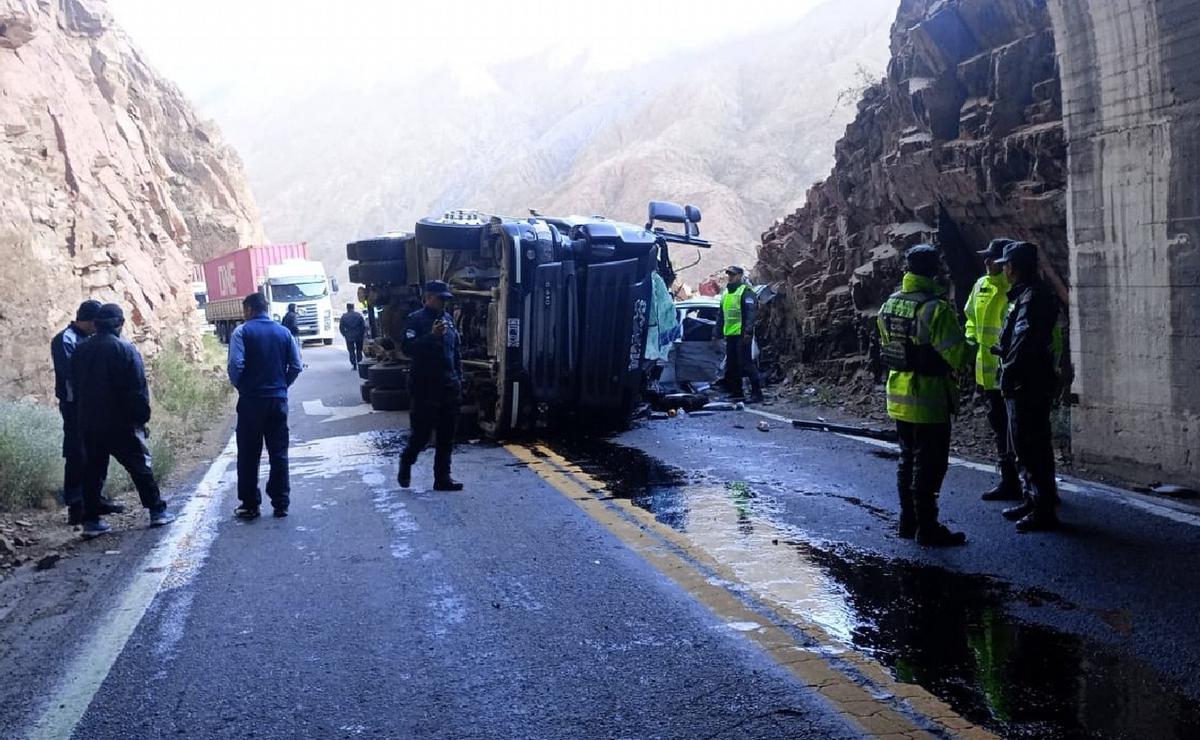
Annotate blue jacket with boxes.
[51,324,87,403]
[228,315,303,399]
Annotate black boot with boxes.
[1015,509,1059,533]
[1002,502,1034,521]
[981,461,1022,501]
[915,489,966,546]
[434,478,463,492]
[897,486,916,540]
[397,460,412,489]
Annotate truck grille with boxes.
[296,304,320,336]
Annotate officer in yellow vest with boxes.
[965,238,1021,502]
[718,266,765,404]
[877,245,968,547]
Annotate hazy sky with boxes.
[108,0,827,104]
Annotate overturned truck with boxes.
[348,201,707,436]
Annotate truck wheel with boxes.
[357,360,377,381]
[348,234,413,262]
[360,382,374,405]
[355,260,408,285]
[415,218,486,251]
[368,363,409,389]
[348,264,361,284]
[371,388,411,412]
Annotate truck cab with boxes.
[264,260,339,345]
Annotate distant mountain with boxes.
[208,0,897,288]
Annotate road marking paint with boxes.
[744,408,1200,528]
[301,399,376,423]
[508,443,995,740]
[28,436,238,740]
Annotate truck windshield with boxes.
[269,281,327,301]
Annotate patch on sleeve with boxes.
[405,329,417,339]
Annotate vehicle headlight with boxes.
[272,314,280,322]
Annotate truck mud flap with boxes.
[526,261,578,404]
[579,258,651,408]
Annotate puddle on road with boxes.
[549,437,1200,739]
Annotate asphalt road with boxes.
[4,344,1200,739]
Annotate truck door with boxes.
[578,258,652,408]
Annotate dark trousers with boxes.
[896,421,952,528]
[723,336,762,398]
[984,389,1019,485]
[346,337,364,367]
[400,390,459,482]
[81,427,164,521]
[236,397,291,510]
[59,401,84,508]
[1006,392,1057,512]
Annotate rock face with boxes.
[756,0,1066,383]
[0,0,263,400]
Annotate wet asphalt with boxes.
[60,347,863,740]
[7,344,1200,739]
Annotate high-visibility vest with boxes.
[877,273,966,424]
[964,272,1010,390]
[721,284,747,337]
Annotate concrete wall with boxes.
[1049,0,1200,483]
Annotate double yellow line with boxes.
[506,443,996,740]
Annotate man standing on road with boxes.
[717,266,765,404]
[51,300,127,525]
[339,302,367,370]
[993,242,1061,532]
[964,239,1021,502]
[72,304,175,538]
[877,245,968,547]
[228,292,304,519]
[281,303,300,340]
[397,281,463,492]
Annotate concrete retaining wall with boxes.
[1049,0,1200,483]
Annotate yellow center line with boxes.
[507,443,997,740]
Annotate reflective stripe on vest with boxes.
[722,284,747,337]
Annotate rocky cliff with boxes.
[0,0,263,400]
[756,0,1066,383]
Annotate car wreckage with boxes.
[347,201,709,436]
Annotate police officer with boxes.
[877,245,968,547]
[397,281,464,492]
[50,300,126,525]
[717,266,765,404]
[993,242,1061,532]
[339,302,367,369]
[71,303,175,537]
[964,239,1022,502]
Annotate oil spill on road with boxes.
[551,436,1200,739]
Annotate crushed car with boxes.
[347,201,708,436]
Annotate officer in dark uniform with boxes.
[397,281,464,491]
[71,303,175,537]
[993,242,1061,532]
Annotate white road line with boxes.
[744,408,1200,528]
[27,436,238,740]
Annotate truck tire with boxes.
[354,260,408,285]
[368,363,409,390]
[371,387,411,412]
[348,234,414,262]
[360,382,374,405]
[357,360,377,381]
[415,218,486,251]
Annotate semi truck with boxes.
[201,244,339,344]
[346,201,708,436]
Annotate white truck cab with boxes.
[265,260,338,345]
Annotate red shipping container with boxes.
[201,244,310,302]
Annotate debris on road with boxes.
[790,417,898,442]
[35,552,60,571]
[757,421,771,433]
[1151,484,1199,499]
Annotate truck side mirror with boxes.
[685,205,702,223]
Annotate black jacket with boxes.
[281,311,300,337]
[50,324,87,403]
[339,310,366,340]
[997,279,1059,397]
[402,307,463,396]
[71,330,152,432]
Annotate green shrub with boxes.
[0,401,63,510]
[149,343,230,425]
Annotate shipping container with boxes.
[201,244,310,303]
